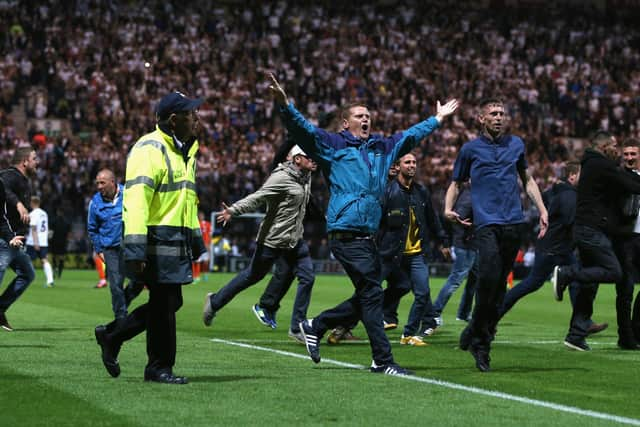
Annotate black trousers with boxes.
[613,233,640,341]
[106,283,183,375]
[258,240,315,332]
[564,225,622,342]
[469,224,523,352]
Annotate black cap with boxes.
[155,91,203,120]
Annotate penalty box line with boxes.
[211,338,640,427]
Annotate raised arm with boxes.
[389,99,460,163]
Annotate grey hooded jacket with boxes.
[228,161,311,249]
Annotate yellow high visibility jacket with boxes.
[122,126,206,284]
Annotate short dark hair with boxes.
[564,161,581,178]
[622,138,640,149]
[590,130,615,147]
[340,102,369,121]
[11,146,35,166]
[478,98,504,109]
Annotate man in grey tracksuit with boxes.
[202,146,316,326]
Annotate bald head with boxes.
[95,169,117,200]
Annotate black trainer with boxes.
[470,347,491,372]
[95,325,121,378]
[563,337,591,351]
[144,371,188,384]
[459,326,472,351]
[203,292,216,327]
[618,338,640,350]
[370,362,414,376]
[299,319,321,363]
[551,266,567,301]
[0,312,13,331]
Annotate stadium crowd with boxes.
[0,0,639,257]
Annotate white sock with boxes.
[43,260,54,284]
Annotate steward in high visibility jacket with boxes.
[122,125,206,284]
[95,91,205,385]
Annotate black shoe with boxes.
[144,371,188,384]
[0,312,13,331]
[563,337,591,351]
[203,292,216,327]
[586,322,608,335]
[618,338,640,350]
[370,362,414,376]
[95,325,120,377]
[459,326,472,351]
[551,266,567,301]
[470,347,491,372]
[299,319,321,363]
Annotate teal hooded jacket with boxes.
[280,103,441,235]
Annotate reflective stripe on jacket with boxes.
[122,126,205,284]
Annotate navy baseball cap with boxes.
[155,91,203,120]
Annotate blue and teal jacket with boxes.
[87,184,124,253]
[280,103,440,234]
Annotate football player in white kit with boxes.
[26,196,54,287]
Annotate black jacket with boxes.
[0,167,31,236]
[0,179,16,242]
[378,178,449,262]
[537,180,576,255]
[575,149,640,235]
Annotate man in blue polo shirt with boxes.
[445,98,548,372]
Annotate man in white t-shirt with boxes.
[26,196,54,287]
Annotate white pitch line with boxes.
[211,338,640,426]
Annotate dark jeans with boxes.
[564,225,622,342]
[105,283,183,375]
[380,254,433,335]
[211,240,314,314]
[103,247,128,319]
[614,234,640,341]
[499,250,577,319]
[0,239,35,313]
[312,237,393,366]
[258,240,315,332]
[468,224,523,352]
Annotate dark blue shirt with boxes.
[452,134,526,228]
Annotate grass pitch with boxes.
[0,269,638,426]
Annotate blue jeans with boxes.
[0,239,36,313]
[433,246,476,318]
[103,247,128,319]
[381,254,432,336]
[312,237,393,366]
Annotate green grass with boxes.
[1,270,639,426]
